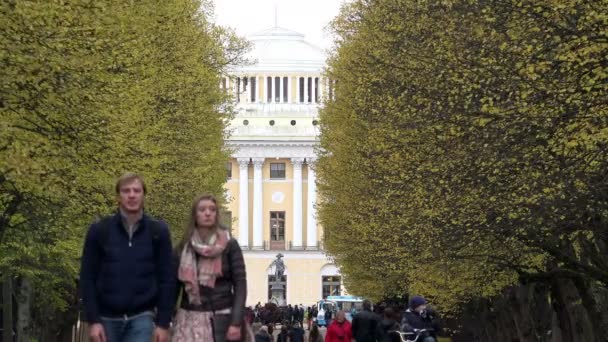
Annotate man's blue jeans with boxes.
[100,311,154,342]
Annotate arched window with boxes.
[321,264,341,298]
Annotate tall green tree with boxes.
[0,0,247,338]
[318,0,607,339]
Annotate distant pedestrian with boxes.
[277,325,289,342]
[309,324,324,342]
[290,322,305,342]
[255,325,272,342]
[324,309,333,327]
[375,308,400,342]
[325,311,352,342]
[400,296,441,342]
[352,300,380,342]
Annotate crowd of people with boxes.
[246,303,320,328]
[246,297,440,342]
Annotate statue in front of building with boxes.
[270,253,285,281]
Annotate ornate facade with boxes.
[223,26,342,306]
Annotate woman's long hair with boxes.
[177,193,222,252]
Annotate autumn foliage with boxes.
[317,0,608,340]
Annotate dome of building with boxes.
[237,26,326,73]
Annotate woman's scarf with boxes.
[178,228,230,304]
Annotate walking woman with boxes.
[172,194,249,342]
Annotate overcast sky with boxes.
[212,0,345,50]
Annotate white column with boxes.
[312,77,317,103]
[291,158,304,249]
[306,158,318,249]
[295,76,300,103]
[252,158,264,249]
[237,158,249,248]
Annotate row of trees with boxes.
[1,1,246,339]
[317,0,607,340]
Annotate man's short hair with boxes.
[363,299,372,310]
[115,173,147,194]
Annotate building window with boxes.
[270,211,285,250]
[250,77,256,102]
[299,77,305,103]
[267,76,272,102]
[322,276,341,298]
[226,161,232,179]
[314,77,319,103]
[270,163,286,179]
[283,77,288,103]
[268,275,287,302]
[275,76,281,103]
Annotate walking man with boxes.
[352,300,380,342]
[80,173,175,342]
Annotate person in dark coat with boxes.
[255,325,272,342]
[294,305,300,324]
[400,296,440,342]
[80,173,175,342]
[375,308,400,342]
[290,322,305,342]
[324,308,333,327]
[352,300,380,342]
[288,305,294,324]
[309,323,324,342]
[277,324,290,342]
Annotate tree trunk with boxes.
[550,310,563,342]
[529,282,553,342]
[2,277,13,342]
[510,284,537,342]
[572,276,607,341]
[16,278,32,342]
[551,278,595,342]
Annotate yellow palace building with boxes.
[222,26,343,307]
